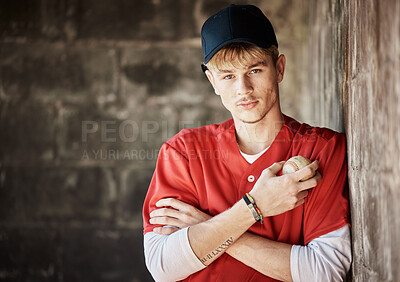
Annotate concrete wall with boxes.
[309,0,400,281]
[0,0,310,281]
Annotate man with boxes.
[143,4,351,282]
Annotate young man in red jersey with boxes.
[143,4,351,281]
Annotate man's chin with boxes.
[237,113,267,124]
[240,119,261,124]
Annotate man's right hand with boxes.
[249,160,321,217]
[149,198,212,235]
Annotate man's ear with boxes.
[276,54,286,83]
[205,70,219,95]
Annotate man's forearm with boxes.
[188,198,256,265]
[226,231,293,282]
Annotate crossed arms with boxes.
[144,161,351,281]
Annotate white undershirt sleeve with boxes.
[143,227,206,282]
[290,225,352,282]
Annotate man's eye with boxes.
[250,69,261,74]
[223,74,234,80]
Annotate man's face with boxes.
[206,54,286,124]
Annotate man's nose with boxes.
[236,76,253,95]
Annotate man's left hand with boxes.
[149,198,212,235]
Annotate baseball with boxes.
[282,156,315,181]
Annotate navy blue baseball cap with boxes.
[201,4,278,65]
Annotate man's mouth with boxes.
[237,100,259,110]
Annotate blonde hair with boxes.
[205,43,279,72]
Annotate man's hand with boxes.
[149,198,212,235]
[250,160,321,217]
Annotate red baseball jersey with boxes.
[143,115,350,281]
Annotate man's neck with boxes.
[234,111,284,155]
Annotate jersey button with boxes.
[247,175,255,182]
